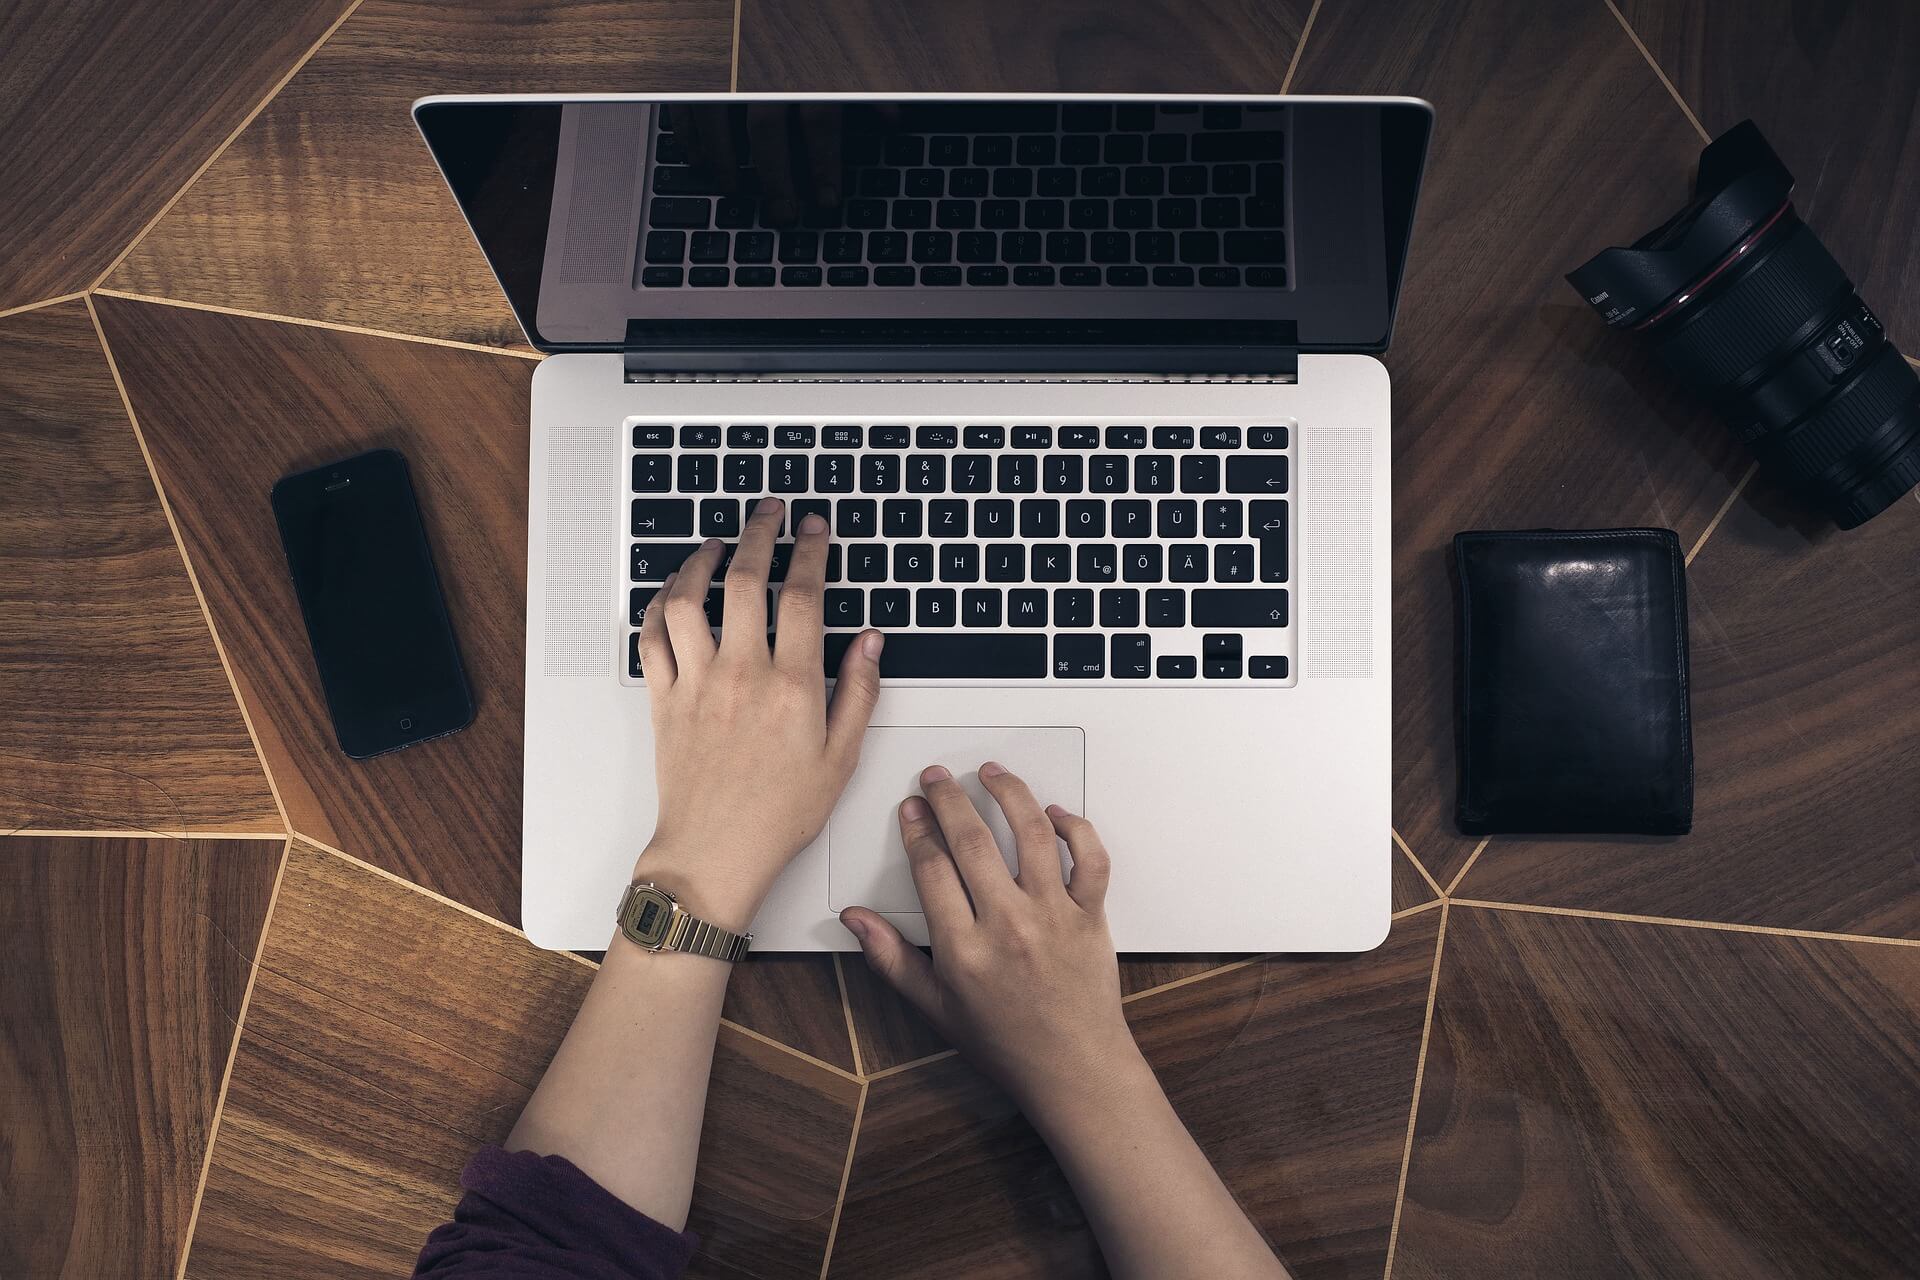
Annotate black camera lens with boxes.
[1569,120,1920,529]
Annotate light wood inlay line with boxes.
[1603,0,1711,145]
[1393,898,1445,921]
[88,0,369,292]
[1120,953,1268,1005]
[832,953,867,1078]
[1278,0,1323,94]
[1392,827,1446,898]
[85,295,293,837]
[863,1047,959,1081]
[1686,460,1760,564]
[0,292,88,321]
[729,0,744,93]
[0,829,289,841]
[1381,902,1448,1280]
[173,839,293,1280]
[1443,836,1491,896]
[1452,899,1920,949]
[817,1080,868,1279]
[93,289,545,361]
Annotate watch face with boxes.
[627,887,675,947]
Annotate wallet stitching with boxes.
[1454,529,1690,831]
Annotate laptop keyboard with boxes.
[625,422,1294,683]
[638,102,1288,291]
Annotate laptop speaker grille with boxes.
[1299,424,1375,678]
[543,422,616,677]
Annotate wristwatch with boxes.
[616,881,753,962]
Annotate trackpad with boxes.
[828,727,1086,913]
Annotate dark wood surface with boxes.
[0,0,351,311]
[738,0,1315,93]
[91,292,860,1069]
[1289,0,1752,889]
[0,300,280,836]
[187,842,863,1279]
[1397,904,1920,1277]
[834,909,1441,1279]
[0,836,280,1280]
[106,0,736,350]
[1458,477,1920,937]
[1618,0,1920,344]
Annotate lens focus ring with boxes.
[1653,221,1849,394]
[1755,344,1920,486]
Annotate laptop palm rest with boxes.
[827,726,1087,914]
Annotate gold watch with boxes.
[616,882,752,962]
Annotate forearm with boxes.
[505,846,765,1230]
[1025,1049,1291,1280]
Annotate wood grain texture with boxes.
[105,0,736,349]
[1288,0,1753,889]
[1395,905,1920,1277]
[0,0,352,310]
[0,837,280,1280]
[1618,0,1920,342]
[186,842,862,1279]
[842,839,1439,1074]
[0,300,280,836]
[1457,479,1920,936]
[832,909,1440,1278]
[738,0,1314,92]
[94,297,853,1064]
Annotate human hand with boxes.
[840,763,1137,1113]
[634,499,884,926]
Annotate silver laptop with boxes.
[415,93,1432,952]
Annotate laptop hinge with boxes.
[622,318,1298,383]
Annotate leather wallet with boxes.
[1454,529,1693,835]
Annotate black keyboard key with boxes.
[936,200,975,230]
[870,588,911,627]
[882,499,921,537]
[883,135,924,166]
[825,589,864,629]
[1228,456,1289,493]
[1224,231,1287,264]
[1156,499,1197,538]
[689,266,729,287]
[716,195,756,228]
[974,499,1015,539]
[929,499,968,538]
[677,454,717,492]
[690,231,730,263]
[846,543,888,582]
[1077,543,1118,583]
[965,265,1009,286]
[630,543,704,582]
[1170,165,1207,196]
[641,266,684,287]
[645,230,686,263]
[973,135,1012,165]
[726,424,769,448]
[1204,498,1243,538]
[1026,198,1066,229]
[1009,588,1047,626]
[791,498,830,532]
[1158,196,1198,228]
[823,231,863,262]
[1157,655,1196,678]
[1090,456,1128,492]
[649,197,710,228]
[939,544,979,583]
[1091,229,1129,260]
[723,455,762,493]
[1106,425,1148,449]
[998,454,1037,493]
[1045,231,1087,263]
[964,425,1005,449]
[1061,426,1101,449]
[1124,544,1164,583]
[1251,656,1289,679]
[985,544,1024,582]
[1038,167,1076,198]
[680,424,722,448]
[1201,104,1242,129]
[1099,588,1138,628]
[769,454,806,493]
[1105,265,1148,286]
[1246,195,1285,228]
[781,265,823,287]
[836,499,877,538]
[921,265,962,286]
[1153,425,1194,450]
[1200,266,1241,287]
[1111,500,1151,538]
[1053,633,1104,679]
[1017,135,1056,165]
[1019,499,1060,538]
[867,231,908,263]
[957,231,996,263]
[814,455,853,492]
[1135,230,1174,263]
[982,199,1022,228]
[735,266,775,287]
[823,425,863,449]
[1081,166,1121,197]
[1148,133,1186,164]
[912,231,953,263]
[1110,633,1151,679]
[1250,425,1289,449]
[1152,266,1195,287]
[735,231,775,263]
[827,265,870,287]
[1114,198,1153,229]
[1053,589,1095,629]
[908,454,946,492]
[962,589,1002,628]
[630,586,657,627]
[633,424,674,449]
[894,543,934,581]
[1193,589,1289,627]
[870,426,911,448]
[1192,131,1285,162]
[632,498,693,537]
[827,631,1047,678]
[1252,499,1289,582]
[1065,499,1104,538]
[916,425,958,449]
[1181,454,1221,493]
[906,168,943,198]
[1213,163,1253,195]
[1032,544,1071,582]
[893,200,933,230]
[861,454,901,493]
[916,588,957,628]
[1201,197,1238,230]
[1200,426,1241,449]
[1072,200,1110,231]
[1147,589,1185,627]
[1214,544,1254,582]
[1135,455,1174,493]
[1179,230,1220,264]
[875,265,916,286]
[1045,455,1084,493]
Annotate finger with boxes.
[749,104,799,225]
[919,765,1015,908]
[636,571,678,689]
[978,762,1066,895]
[773,511,828,674]
[798,103,842,216]
[826,629,884,764]
[896,794,973,935]
[1050,804,1112,912]
[840,908,941,1024]
[720,497,780,654]
[663,538,725,678]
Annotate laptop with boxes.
[415,93,1432,952]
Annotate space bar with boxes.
[824,633,1048,678]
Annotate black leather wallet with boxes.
[1454,529,1693,835]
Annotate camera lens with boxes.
[1569,121,1920,529]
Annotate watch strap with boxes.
[617,882,752,962]
[663,910,753,963]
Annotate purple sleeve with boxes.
[413,1146,698,1280]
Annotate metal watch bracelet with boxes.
[617,882,752,962]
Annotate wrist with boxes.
[1013,1030,1156,1130]
[629,840,773,933]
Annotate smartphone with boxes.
[271,449,474,759]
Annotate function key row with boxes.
[633,424,1288,451]
[632,452,1289,496]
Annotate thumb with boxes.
[827,629,885,759]
[840,907,940,1022]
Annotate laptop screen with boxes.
[415,96,1430,366]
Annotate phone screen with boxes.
[271,449,474,758]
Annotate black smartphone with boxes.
[271,449,474,759]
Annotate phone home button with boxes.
[398,717,414,730]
